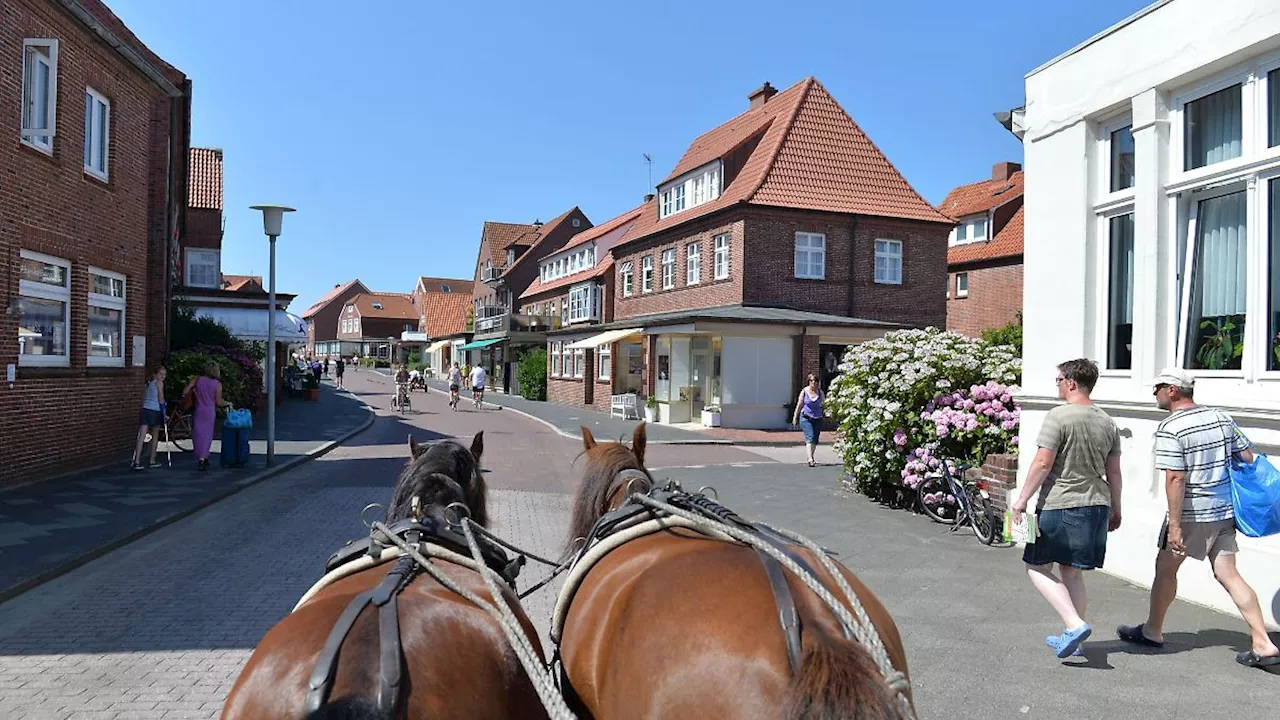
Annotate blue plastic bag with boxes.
[225,408,253,430]
[1230,454,1280,538]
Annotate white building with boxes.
[1014,0,1280,626]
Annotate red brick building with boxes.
[336,292,418,363]
[939,162,1024,337]
[412,277,474,375]
[1,0,190,482]
[546,78,953,428]
[302,278,369,358]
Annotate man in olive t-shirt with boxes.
[1011,358,1123,659]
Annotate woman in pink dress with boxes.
[182,362,229,470]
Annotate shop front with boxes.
[651,332,794,428]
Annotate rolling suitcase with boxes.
[220,424,251,468]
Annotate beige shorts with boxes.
[1158,517,1238,561]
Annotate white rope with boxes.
[369,522,576,720]
[625,495,916,720]
[292,543,483,612]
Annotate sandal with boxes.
[1236,651,1280,669]
[1116,624,1164,648]
[131,462,144,472]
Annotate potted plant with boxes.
[701,404,722,428]
[303,372,320,401]
[644,395,659,423]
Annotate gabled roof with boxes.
[301,279,369,319]
[189,148,223,211]
[939,171,1024,220]
[481,221,542,269]
[416,277,474,295]
[623,77,948,246]
[949,205,1024,266]
[422,291,473,338]
[500,207,588,279]
[548,205,645,259]
[520,255,615,300]
[221,275,262,292]
[346,292,418,320]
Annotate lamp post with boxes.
[250,204,295,465]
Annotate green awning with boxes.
[457,337,505,351]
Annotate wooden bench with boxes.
[610,393,638,420]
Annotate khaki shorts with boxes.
[1158,517,1238,561]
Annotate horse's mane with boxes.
[567,425,650,550]
[388,434,487,527]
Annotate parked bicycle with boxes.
[143,406,192,453]
[916,460,998,545]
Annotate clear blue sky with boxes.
[110,0,1150,312]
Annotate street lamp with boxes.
[250,204,295,465]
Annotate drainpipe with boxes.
[848,214,860,317]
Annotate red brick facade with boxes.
[0,0,188,482]
[612,217,744,319]
[946,261,1023,338]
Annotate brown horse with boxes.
[558,422,915,720]
[221,433,550,720]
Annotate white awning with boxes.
[192,307,308,342]
[401,331,430,342]
[425,339,450,353]
[565,327,642,350]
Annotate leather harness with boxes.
[303,518,523,716]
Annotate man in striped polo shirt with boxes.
[1117,368,1280,669]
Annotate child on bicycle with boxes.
[131,366,166,471]
[447,362,463,410]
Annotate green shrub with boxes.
[980,312,1023,359]
[170,305,239,352]
[517,349,548,401]
[165,345,264,415]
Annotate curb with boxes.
[0,405,377,606]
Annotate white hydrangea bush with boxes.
[826,328,1021,502]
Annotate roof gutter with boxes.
[55,0,183,97]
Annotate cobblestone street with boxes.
[0,371,1275,719]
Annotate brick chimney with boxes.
[992,161,1022,182]
[748,82,778,109]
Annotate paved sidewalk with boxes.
[0,382,373,603]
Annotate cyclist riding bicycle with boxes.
[468,363,487,410]
[447,362,463,410]
[393,365,410,409]
[408,367,424,391]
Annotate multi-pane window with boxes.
[956,272,969,298]
[693,175,707,204]
[551,341,563,376]
[660,191,672,217]
[661,248,676,289]
[658,164,722,219]
[598,344,611,380]
[874,240,903,285]
[686,242,701,285]
[642,256,653,292]
[88,269,126,366]
[84,88,110,179]
[21,39,58,152]
[1110,125,1135,192]
[573,348,585,378]
[621,262,633,296]
[714,233,730,279]
[952,217,988,245]
[1106,214,1135,370]
[569,284,593,322]
[673,185,686,213]
[185,249,220,288]
[1183,190,1247,370]
[17,251,71,366]
[1185,84,1242,171]
[794,232,826,279]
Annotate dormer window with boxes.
[950,216,988,246]
[507,248,516,266]
[372,302,383,310]
[441,284,450,293]
[658,161,722,220]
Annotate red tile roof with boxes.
[188,148,223,211]
[551,205,645,258]
[520,255,615,300]
[481,221,541,269]
[623,78,948,246]
[500,207,587,279]
[422,291,473,338]
[347,292,418,320]
[416,277,474,295]
[939,171,1024,220]
[301,279,369,318]
[948,205,1023,265]
[221,275,262,292]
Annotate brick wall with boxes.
[612,216,744,319]
[311,285,367,354]
[0,0,184,482]
[946,260,1023,338]
[184,208,221,251]
[979,453,1017,515]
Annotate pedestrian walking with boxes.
[791,373,824,467]
[1011,358,1123,659]
[1117,369,1280,669]
[469,363,487,409]
[335,356,345,389]
[323,356,330,378]
[131,366,167,471]
[447,362,463,410]
[182,362,230,471]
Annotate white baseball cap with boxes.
[1150,367,1195,389]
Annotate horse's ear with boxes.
[470,431,484,464]
[581,426,597,450]
[409,435,425,458]
[632,421,647,466]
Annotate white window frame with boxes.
[551,341,562,377]
[642,256,653,293]
[87,267,126,367]
[686,242,701,285]
[874,239,903,285]
[573,348,585,378]
[598,343,611,380]
[184,248,221,288]
[949,215,989,246]
[1170,70,1254,187]
[84,87,110,180]
[661,248,675,289]
[794,232,826,280]
[956,272,969,298]
[20,39,59,154]
[1095,207,1137,372]
[657,162,724,219]
[714,233,730,279]
[568,284,593,323]
[621,261,633,297]
[17,250,71,367]
[1096,113,1137,203]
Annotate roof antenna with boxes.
[643,153,653,192]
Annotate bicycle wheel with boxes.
[970,495,997,545]
[169,415,192,452]
[917,475,959,524]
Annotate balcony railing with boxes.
[481,265,506,283]
[474,311,562,335]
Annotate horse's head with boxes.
[567,422,651,550]
[387,432,488,527]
